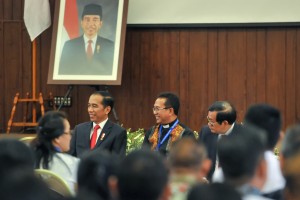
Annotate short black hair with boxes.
[218,125,266,184]
[0,139,34,177]
[244,103,282,149]
[82,4,102,20]
[77,150,119,200]
[117,150,169,200]
[158,92,180,115]
[188,183,242,200]
[92,91,114,111]
[208,101,237,124]
[0,169,53,200]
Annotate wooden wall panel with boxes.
[1,0,300,133]
[3,22,23,133]
[285,29,296,128]
[178,31,190,127]
[206,31,218,109]
[246,30,258,107]
[256,29,267,102]
[266,30,286,126]
[0,21,3,132]
[188,30,208,129]
[217,30,228,101]
[226,29,247,121]
[296,30,300,123]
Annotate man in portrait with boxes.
[59,3,114,75]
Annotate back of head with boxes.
[77,150,119,200]
[34,111,67,168]
[208,101,236,124]
[117,150,169,200]
[187,183,242,200]
[218,125,266,185]
[158,92,180,115]
[244,103,281,149]
[280,125,300,199]
[0,139,34,177]
[0,169,54,200]
[169,137,207,171]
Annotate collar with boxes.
[162,118,178,129]
[93,118,108,129]
[224,123,235,136]
[83,34,97,44]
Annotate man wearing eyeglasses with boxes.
[142,92,195,156]
[198,101,243,181]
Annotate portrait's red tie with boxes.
[87,40,93,59]
[90,125,100,149]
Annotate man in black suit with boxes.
[59,4,114,75]
[198,101,243,180]
[69,91,127,158]
[142,92,195,156]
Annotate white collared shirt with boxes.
[218,122,235,139]
[90,118,108,142]
[83,35,97,54]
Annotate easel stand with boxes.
[6,93,45,133]
[6,40,45,133]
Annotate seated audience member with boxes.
[112,150,170,200]
[143,92,195,156]
[168,138,211,200]
[280,124,300,163]
[187,183,242,200]
[280,124,300,200]
[77,150,119,200]
[0,169,57,200]
[0,139,59,199]
[32,111,80,195]
[0,139,34,177]
[218,125,269,200]
[198,101,243,180]
[244,104,285,200]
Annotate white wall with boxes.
[127,0,300,25]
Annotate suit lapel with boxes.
[95,120,112,147]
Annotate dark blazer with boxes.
[69,120,127,158]
[198,123,243,180]
[59,35,114,75]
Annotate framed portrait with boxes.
[48,0,128,85]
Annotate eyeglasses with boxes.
[152,107,171,112]
[207,116,217,126]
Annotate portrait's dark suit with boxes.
[59,35,114,75]
[198,123,243,180]
[69,120,127,158]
